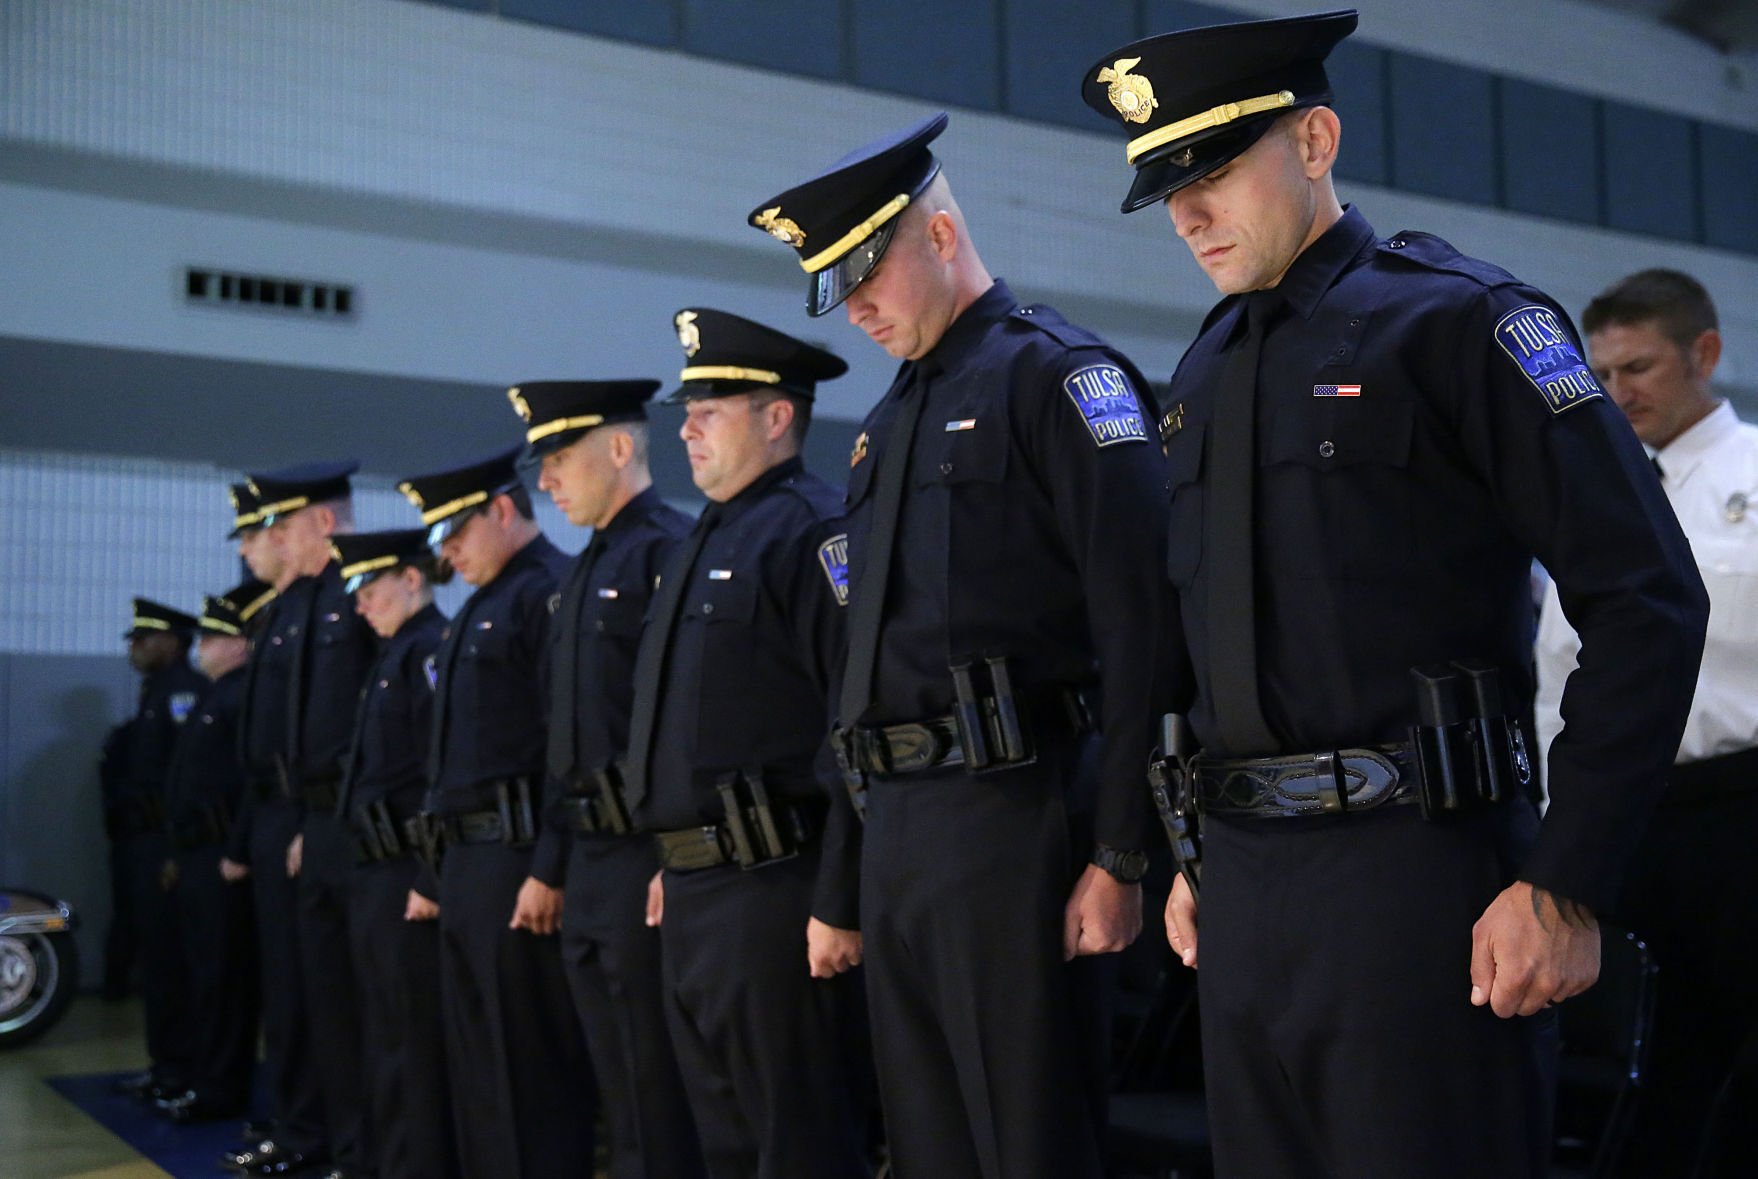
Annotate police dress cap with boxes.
[126,597,199,639]
[747,112,948,316]
[508,380,660,458]
[666,308,848,404]
[398,446,525,548]
[245,459,361,525]
[1081,9,1357,212]
[201,578,274,636]
[226,481,264,539]
[331,529,432,593]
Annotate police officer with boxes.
[331,530,456,1179]
[227,460,371,1177]
[624,309,868,1178]
[748,116,1170,1179]
[1534,269,1758,1177]
[109,597,208,1102]
[157,581,270,1124]
[511,380,707,1179]
[1079,12,1709,1177]
[398,447,595,1179]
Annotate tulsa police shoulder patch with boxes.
[168,692,198,724]
[817,533,850,606]
[1493,305,1604,416]
[1063,364,1149,447]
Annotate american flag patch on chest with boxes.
[1312,384,1361,397]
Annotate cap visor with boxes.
[807,217,900,317]
[1120,120,1280,213]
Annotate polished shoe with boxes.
[110,1069,156,1099]
[242,1119,275,1142]
[221,1141,329,1177]
[221,1140,282,1172]
[159,1089,246,1124]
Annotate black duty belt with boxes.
[556,762,635,835]
[170,805,232,851]
[441,809,534,847]
[652,789,823,873]
[1666,746,1758,807]
[106,794,168,838]
[351,798,423,864]
[844,683,1094,777]
[299,774,341,810]
[1193,744,1421,818]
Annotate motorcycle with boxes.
[0,888,80,1048]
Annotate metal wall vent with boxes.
[184,267,355,318]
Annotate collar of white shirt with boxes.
[1653,400,1739,488]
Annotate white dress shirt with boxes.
[1536,400,1758,784]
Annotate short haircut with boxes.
[317,495,354,529]
[1582,269,1719,352]
[750,389,812,447]
[504,482,536,521]
[616,421,650,465]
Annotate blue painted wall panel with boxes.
[1699,123,1758,254]
[851,0,1001,111]
[1139,1,1244,34]
[1388,52,1498,206]
[1602,101,1699,241]
[1329,40,1387,186]
[500,0,678,47]
[682,0,843,81]
[1499,79,1600,225]
[1003,0,1138,130]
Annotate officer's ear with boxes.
[926,209,959,264]
[308,502,339,538]
[1294,106,1341,179]
[1687,327,1723,384]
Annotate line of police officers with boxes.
[98,7,1752,1178]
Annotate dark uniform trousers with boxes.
[561,835,705,1179]
[1198,805,1557,1179]
[861,740,1106,1179]
[247,791,329,1154]
[117,827,193,1080]
[659,843,867,1179]
[1612,784,1758,1177]
[438,837,595,1179]
[171,843,259,1102]
[295,809,372,1170]
[350,852,456,1179]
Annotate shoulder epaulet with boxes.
[1012,304,1104,350]
[777,472,845,523]
[1377,231,1519,289]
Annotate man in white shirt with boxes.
[1534,268,1758,1177]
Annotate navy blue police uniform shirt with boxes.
[426,534,570,818]
[240,582,303,782]
[635,457,861,927]
[532,487,693,881]
[1161,205,1707,912]
[163,666,247,839]
[338,602,446,824]
[287,563,378,784]
[122,658,210,802]
[847,279,1172,851]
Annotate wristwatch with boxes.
[1091,844,1150,884]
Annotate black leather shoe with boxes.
[160,1089,246,1124]
[221,1140,280,1171]
[242,1119,275,1142]
[111,1070,156,1099]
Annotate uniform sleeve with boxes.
[1446,288,1707,912]
[1023,349,1175,854]
[779,513,863,929]
[524,575,572,886]
[225,776,255,863]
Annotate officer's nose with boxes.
[845,288,871,328]
[1167,188,1207,239]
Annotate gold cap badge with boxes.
[675,310,701,358]
[755,207,807,248]
[1097,57,1158,125]
[507,387,531,422]
[397,482,424,510]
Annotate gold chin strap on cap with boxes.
[1126,90,1296,166]
[131,617,172,631]
[420,490,489,527]
[240,588,276,622]
[201,617,242,636]
[678,366,782,385]
[527,414,605,444]
[800,193,911,274]
[255,495,311,520]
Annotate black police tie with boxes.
[838,380,926,729]
[1206,292,1278,755]
[547,535,602,785]
[623,503,721,811]
[335,659,378,819]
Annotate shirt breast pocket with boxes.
[593,594,645,637]
[918,418,1009,487]
[1165,422,1206,588]
[461,629,513,663]
[1261,402,1415,579]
